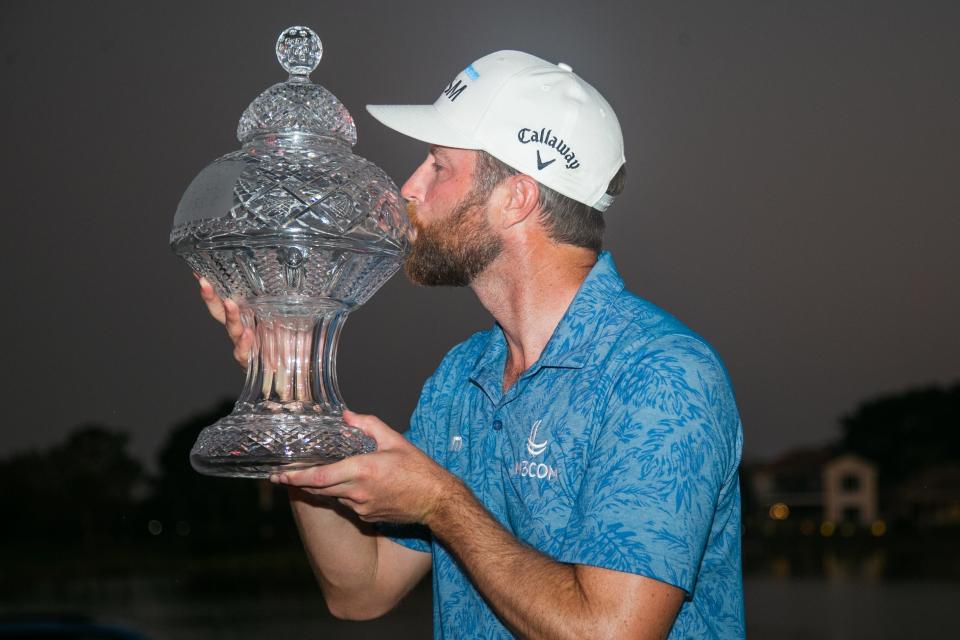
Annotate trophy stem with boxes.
[189,302,376,478]
[238,304,347,414]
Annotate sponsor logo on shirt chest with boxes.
[513,459,559,481]
[512,419,559,481]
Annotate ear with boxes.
[496,174,541,229]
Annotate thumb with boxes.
[343,409,401,447]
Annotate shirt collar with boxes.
[468,251,625,398]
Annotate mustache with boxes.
[405,201,422,225]
[404,201,422,241]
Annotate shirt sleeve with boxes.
[559,333,741,594]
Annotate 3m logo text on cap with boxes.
[442,79,467,102]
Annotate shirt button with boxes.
[492,420,503,431]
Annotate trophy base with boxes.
[189,412,376,479]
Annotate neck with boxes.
[470,243,597,391]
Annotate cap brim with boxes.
[366,104,479,150]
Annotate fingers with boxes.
[223,298,246,341]
[223,298,253,368]
[272,458,359,490]
[196,274,252,368]
[197,276,227,325]
[233,327,254,368]
[343,410,400,446]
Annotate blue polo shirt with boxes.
[384,252,745,638]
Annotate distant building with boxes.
[822,454,878,525]
[746,447,879,527]
[748,447,832,523]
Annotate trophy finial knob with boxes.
[276,26,323,77]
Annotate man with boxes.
[200,51,744,638]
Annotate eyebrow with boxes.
[429,144,448,159]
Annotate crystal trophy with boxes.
[171,26,409,478]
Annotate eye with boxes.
[432,162,444,173]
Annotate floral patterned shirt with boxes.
[384,251,745,639]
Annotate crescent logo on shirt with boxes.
[526,419,548,456]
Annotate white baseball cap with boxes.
[366,50,625,212]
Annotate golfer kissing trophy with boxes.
[171,27,410,478]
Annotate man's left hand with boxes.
[270,410,456,525]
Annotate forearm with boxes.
[276,413,679,635]
[288,487,383,616]
[426,481,604,640]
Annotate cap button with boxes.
[557,62,573,72]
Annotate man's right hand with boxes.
[195,273,254,369]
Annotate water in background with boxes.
[4,568,959,639]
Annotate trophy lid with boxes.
[237,26,357,146]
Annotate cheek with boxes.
[421,175,462,208]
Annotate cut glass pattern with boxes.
[171,26,410,479]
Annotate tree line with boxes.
[2,381,958,549]
[0,400,299,550]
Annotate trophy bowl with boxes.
[171,26,410,478]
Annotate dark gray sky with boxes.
[1,0,957,468]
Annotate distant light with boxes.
[871,520,887,537]
[769,503,790,520]
[148,520,163,536]
[820,521,836,537]
[800,520,816,536]
[176,520,191,536]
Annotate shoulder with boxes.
[433,329,492,376]
[417,328,493,397]
[599,292,742,474]
[604,288,732,386]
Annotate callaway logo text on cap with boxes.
[367,50,625,212]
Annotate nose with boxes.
[400,155,432,203]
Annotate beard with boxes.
[403,195,503,287]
